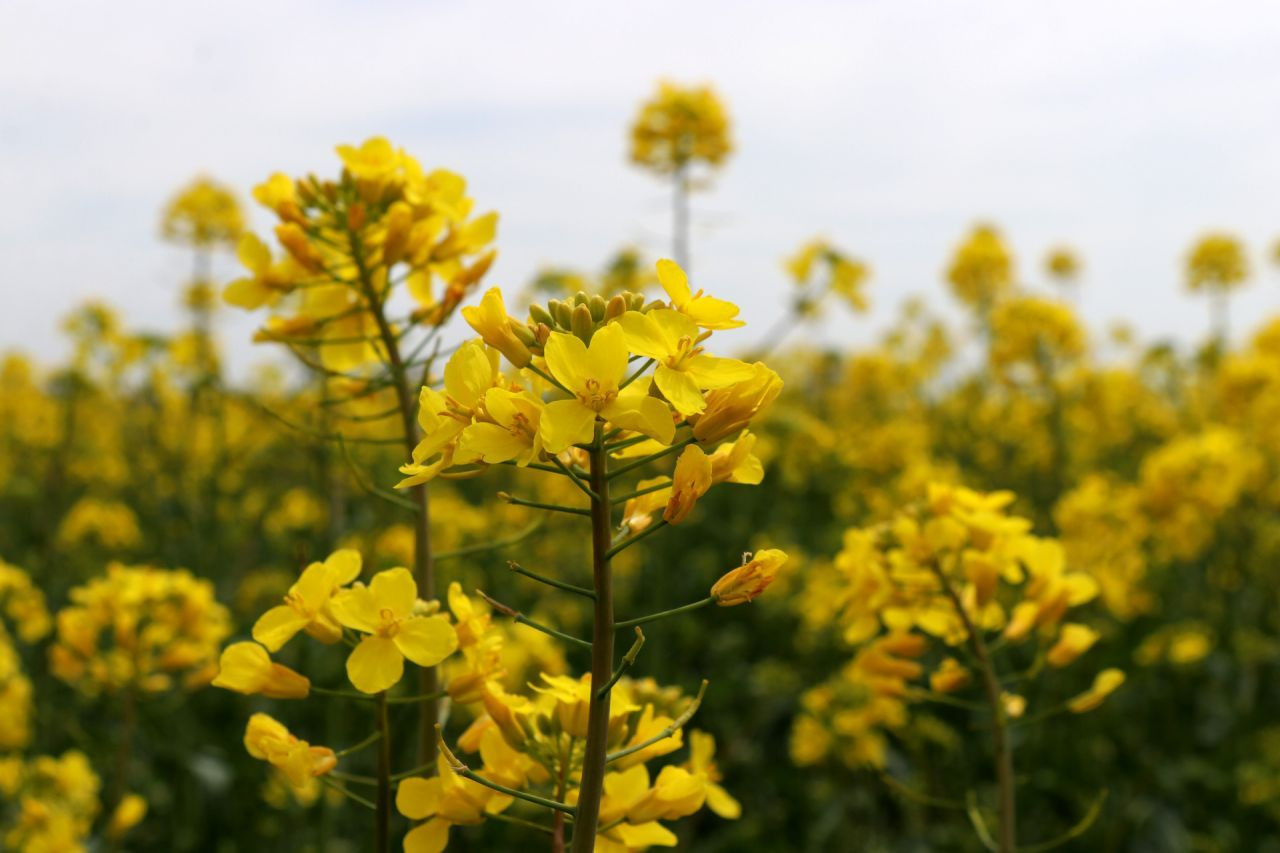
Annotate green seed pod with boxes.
[571,303,595,342]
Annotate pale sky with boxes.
[3,0,1280,375]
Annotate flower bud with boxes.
[605,294,628,321]
[529,303,555,328]
[571,303,595,342]
[212,642,310,699]
[711,549,788,605]
[588,294,607,321]
[553,299,574,329]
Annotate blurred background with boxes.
[5,2,1280,852]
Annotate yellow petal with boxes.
[396,777,442,820]
[458,422,528,464]
[324,549,363,585]
[403,819,451,853]
[370,568,418,619]
[705,783,742,819]
[539,399,597,454]
[251,605,309,653]
[346,636,405,694]
[654,365,707,416]
[329,586,380,634]
[616,311,672,361]
[544,331,591,393]
[604,397,675,445]
[394,615,459,667]
[656,258,693,305]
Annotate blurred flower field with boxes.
[5,81,1280,852]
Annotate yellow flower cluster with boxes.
[396,583,743,852]
[0,751,100,852]
[225,136,498,371]
[399,258,779,488]
[0,560,50,751]
[785,238,872,314]
[629,81,733,176]
[160,175,244,249]
[56,497,143,551]
[50,562,231,695]
[1186,233,1248,293]
[1138,426,1261,561]
[988,295,1086,379]
[946,224,1014,310]
[792,483,1117,769]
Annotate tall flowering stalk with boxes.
[396,257,785,850]
[223,137,499,774]
[629,81,733,270]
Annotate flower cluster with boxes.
[224,136,497,371]
[629,81,733,176]
[785,238,872,314]
[49,563,231,695]
[0,751,100,852]
[792,484,1119,770]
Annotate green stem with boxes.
[502,493,591,517]
[615,597,714,629]
[606,520,668,559]
[932,563,1016,852]
[569,425,616,853]
[375,694,392,852]
[606,436,694,481]
[477,590,592,649]
[597,628,645,698]
[508,561,596,599]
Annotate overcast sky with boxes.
[3,0,1280,375]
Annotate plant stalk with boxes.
[569,426,615,853]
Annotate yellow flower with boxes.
[711,549,788,605]
[946,224,1013,308]
[329,568,458,694]
[656,259,743,330]
[629,80,733,175]
[107,793,148,840]
[397,342,502,487]
[223,233,298,310]
[397,754,498,853]
[538,326,675,453]
[663,445,712,524]
[456,388,544,466]
[336,136,404,183]
[929,658,971,693]
[1067,668,1125,713]
[616,308,753,416]
[1186,233,1248,292]
[683,730,741,819]
[462,288,533,367]
[212,642,310,699]
[1046,623,1099,668]
[708,431,764,485]
[252,549,362,651]
[689,363,782,443]
[244,713,336,788]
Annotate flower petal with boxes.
[394,615,459,667]
[346,636,404,694]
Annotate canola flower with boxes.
[791,483,1117,852]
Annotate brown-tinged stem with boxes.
[569,424,615,853]
[375,693,392,853]
[346,222,439,767]
[931,561,1016,853]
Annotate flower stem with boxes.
[569,425,616,853]
[931,562,1016,852]
[375,693,392,853]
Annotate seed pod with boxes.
[571,303,595,342]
